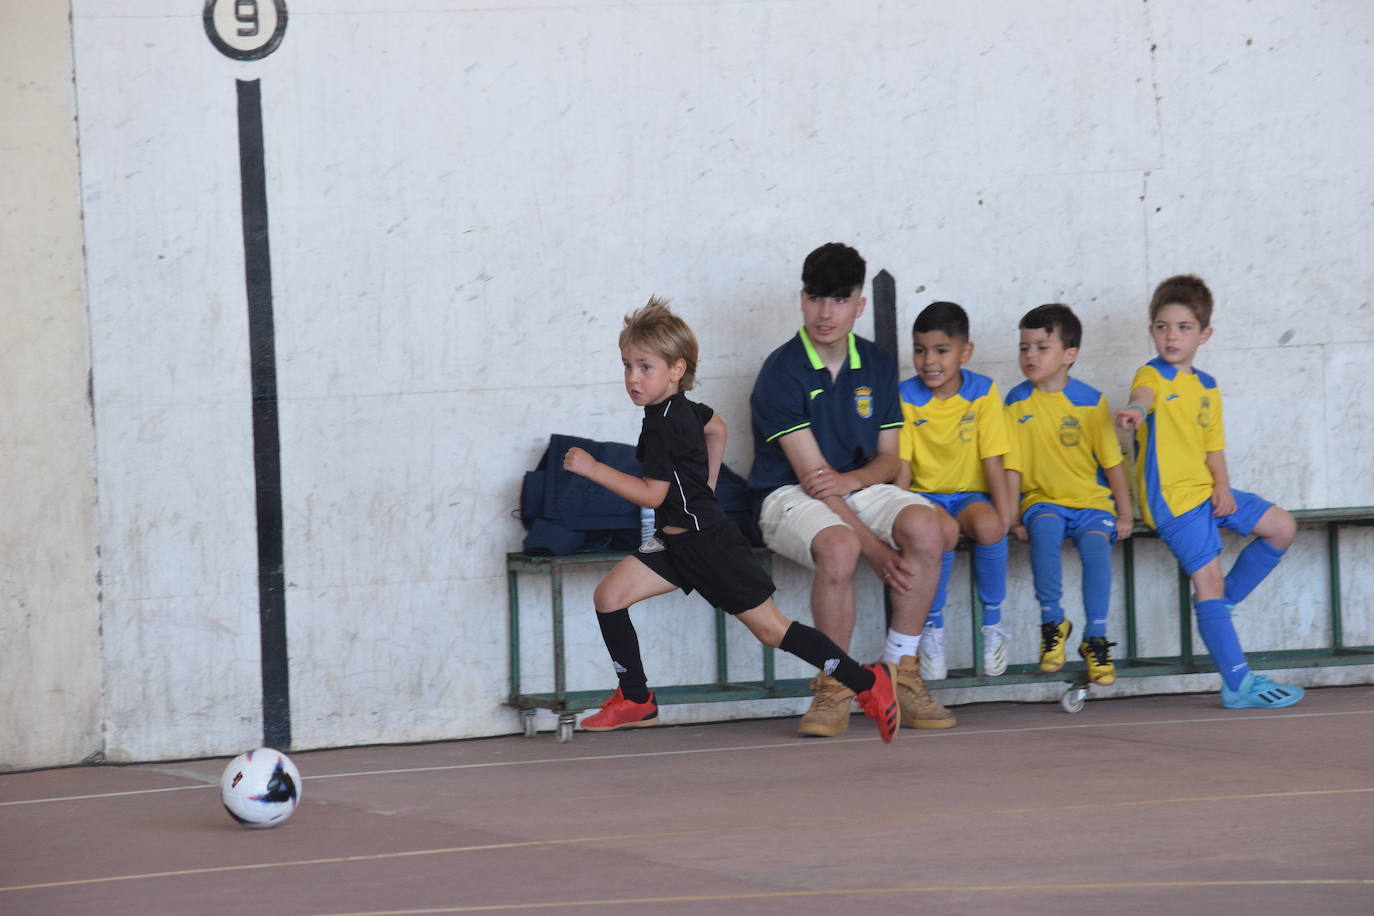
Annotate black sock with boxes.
[596,608,651,703]
[779,621,875,694]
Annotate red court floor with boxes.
[3,685,1372,915]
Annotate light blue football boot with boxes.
[1221,672,1304,709]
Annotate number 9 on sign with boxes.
[204,0,288,61]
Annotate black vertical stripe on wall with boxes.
[872,268,898,367]
[236,78,291,750]
[871,268,898,630]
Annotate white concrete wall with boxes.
[7,0,1370,765]
[0,3,103,769]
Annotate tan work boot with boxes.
[797,673,855,737]
[895,655,957,729]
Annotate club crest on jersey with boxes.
[1059,415,1081,447]
[1197,395,1212,427]
[958,411,976,442]
[854,386,873,419]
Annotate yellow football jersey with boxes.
[898,369,1011,494]
[1003,379,1124,515]
[1129,357,1225,528]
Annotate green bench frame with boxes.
[507,507,1374,740]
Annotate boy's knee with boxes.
[1265,507,1297,550]
[592,582,622,612]
[969,516,1005,545]
[1076,529,1112,554]
[1190,560,1225,601]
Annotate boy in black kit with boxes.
[563,298,900,740]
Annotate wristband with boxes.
[1125,404,1147,417]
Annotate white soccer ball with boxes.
[220,747,302,828]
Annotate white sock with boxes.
[883,628,921,664]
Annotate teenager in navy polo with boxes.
[750,329,903,492]
[747,242,957,738]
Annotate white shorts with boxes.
[758,483,934,570]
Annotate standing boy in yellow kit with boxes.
[1004,304,1134,685]
[1116,275,1303,708]
[896,302,1018,678]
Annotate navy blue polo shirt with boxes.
[748,329,903,495]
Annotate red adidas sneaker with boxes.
[580,687,661,731]
[855,662,899,743]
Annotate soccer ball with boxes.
[220,748,302,828]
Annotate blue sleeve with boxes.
[877,376,902,429]
[751,356,812,443]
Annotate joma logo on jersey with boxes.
[854,387,873,418]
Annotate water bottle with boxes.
[639,506,664,553]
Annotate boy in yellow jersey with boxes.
[896,302,1017,678]
[1003,305,1134,685]
[1116,275,1303,709]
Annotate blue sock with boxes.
[926,551,954,629]
[1224,539,1285,605]
[1077,531,1112,639]
[1027,512,1066,624]
[1195,598,1250,690]
[974,537,1007,626]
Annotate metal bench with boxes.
[507,507,1374,740]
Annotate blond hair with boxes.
[619,296,699,392]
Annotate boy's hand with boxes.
[1211,488,1237,518]
[802,466,855,501]
[562,446,597,478]
[1010,522,1028,542]
[1114,408,1144,431]
[1115,515,1135,540]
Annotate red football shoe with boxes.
[855,662,899,743]
[580,687,661,731]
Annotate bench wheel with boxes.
[557,713,576,743]
[520,709,537,738]
[1060,685,1087,714]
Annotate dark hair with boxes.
[1019,303,1082,350]
[913,301,969,341]
[1150,274,1213,328]
[801,242,866,297]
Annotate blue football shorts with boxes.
[1021,502,1117,544]
[1155,488,1273,575]
[919,491,990,520]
